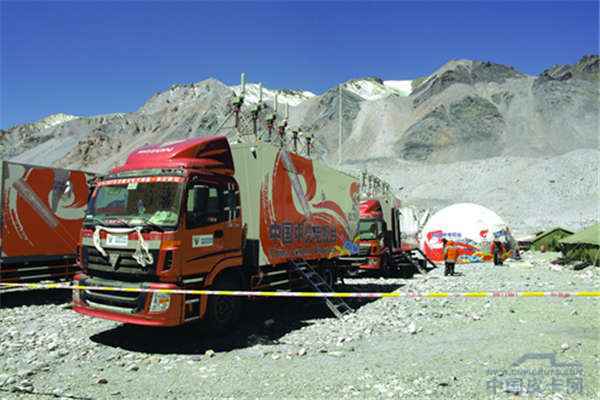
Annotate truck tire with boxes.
[381,254,395,278]
[206,272,243,333]
[399,264,415,279]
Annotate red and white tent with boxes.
[420,203,510,263]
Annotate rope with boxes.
[92,226,154,267]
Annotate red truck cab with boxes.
[339,197,418,277]
[355,200,388,270]
[72,136,243,328]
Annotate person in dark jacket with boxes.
[490,238,506,266]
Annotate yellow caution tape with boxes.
[1,282,599,299]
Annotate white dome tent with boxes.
[420,203,511,263]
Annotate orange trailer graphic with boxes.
[0,161,94,282]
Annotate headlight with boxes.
[149,292,171,313]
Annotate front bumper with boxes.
[72,274,184,327]
[338,256,381,270]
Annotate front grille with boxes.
[358,245,372,256]
[80,277,147,314]
[82,246,159,276]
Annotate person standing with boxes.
[490,237,506,266]
[442,238,459,276]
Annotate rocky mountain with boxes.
[1,55,598,172]
[0,113,79,161]
[539,54,599,82]
[323,57,599,163]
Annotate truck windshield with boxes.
[88,180,183,228]
[358,220,383,240]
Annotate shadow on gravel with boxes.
[0,288,71,309]
[90,281,403,356]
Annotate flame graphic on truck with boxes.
[259,150,359,264]
[2,162,90,257]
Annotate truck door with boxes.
[221,180,242,252]
[181,178,227,276]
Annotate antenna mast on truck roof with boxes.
[208,72,318,159]
[361,170,392,198]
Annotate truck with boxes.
[339,191,431,277]
[0,161,94,283]
[340,194,404,276]
[72,136,360,329]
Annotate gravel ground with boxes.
[1,251,599,400]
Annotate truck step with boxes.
[397,252,427,275]
[290,259,353,319]
[410,248,438,270]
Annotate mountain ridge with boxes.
[2,55,598,171]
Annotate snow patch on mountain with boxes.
[342,79,388,100]
[230,83,316,107]
[383,80,413,96]
[342,78,413,100]
[34,113,79,129]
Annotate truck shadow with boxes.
[89,281,404,355]
[0,288,71,309]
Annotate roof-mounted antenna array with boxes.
[291,128,301,153]
[233,72,246,137]
[266,94,278,143]
[360,170,392,198]
[277,103,289,146]
[223,72,314,154]
[250,83,263,138]
[304,131,314,157]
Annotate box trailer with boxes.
[0,161,94,282]
[73,136,360,329]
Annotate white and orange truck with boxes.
[72,136,361,329]
[0,161,94,283]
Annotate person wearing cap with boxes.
[442,238,459,276]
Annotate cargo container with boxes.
[0,161,94,282]
[72,136,360,329]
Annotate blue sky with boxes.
[1,1,598,128]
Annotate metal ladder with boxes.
[290,259,354,319]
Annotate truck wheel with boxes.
[381,254,394,278]
[400,264,415,279]
[206,272,243,332]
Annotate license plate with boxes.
[106,234,128,247]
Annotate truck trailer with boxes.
[0,161,94,282]
[72,136,360,329]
